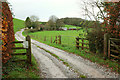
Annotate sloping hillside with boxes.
[13,18,25,33]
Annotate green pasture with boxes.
[13,18,25,33]
[23,29,89,48]
[64,25,81,29]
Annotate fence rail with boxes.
[76,37,90,52]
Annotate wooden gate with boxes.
[11,35,31,64]
[108,38,120,59]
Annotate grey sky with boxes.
[7,0,84,22]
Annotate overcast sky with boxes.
[7,0,85,22]
[7,0,95,22]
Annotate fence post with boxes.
[56,36,57,44]
[82,39,84,50]
[44,36,46,41]
[108,39,111,59]
[58,35,61,44]
[76,37,79,49]
[51,36,52,43]
[26,35,31,64]
[104,33,110,59]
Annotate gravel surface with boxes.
[15,29,119,78]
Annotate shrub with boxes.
[86,27,104,54]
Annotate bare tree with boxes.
[46,15,59,30]
[30,15,40,29]
[80,0,107,22]
[30,15,39,22]
[79,0,107,54]
[49,15,58,23]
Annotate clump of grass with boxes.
[79,75,87,78]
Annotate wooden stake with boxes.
[56,36,57,44]
[51,36,52,43]
[58,35,61,44]
[44,36,46,41]
[82,39,84,50]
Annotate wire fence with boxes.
[30,35,89,50]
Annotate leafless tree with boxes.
[29,15,40,29]
[49,15,58,23]
[80,0,107,22]
[30,15,39,22]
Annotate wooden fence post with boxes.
[51,36,52,43]
[76,37,79,49]
[82,39,84,50]
[104,33,110,59]
[56,36,57,44]
[44,36,46,41]
[26,35,31,64]
[108,39,111,59]
[58,35,61,44]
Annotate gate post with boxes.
[26,35,31,64]
[104,33,110,59]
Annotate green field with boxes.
[23,29,89,48]
[64,25,81,29]
[13,18,25,33]
[2,18,40,78]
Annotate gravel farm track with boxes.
[15,29,119,78]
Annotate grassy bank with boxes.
[13,18,25,33]
[2,18,40,78]
[23,29,119,73]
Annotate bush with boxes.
[86,28,104,54]
[30,29,38,32]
